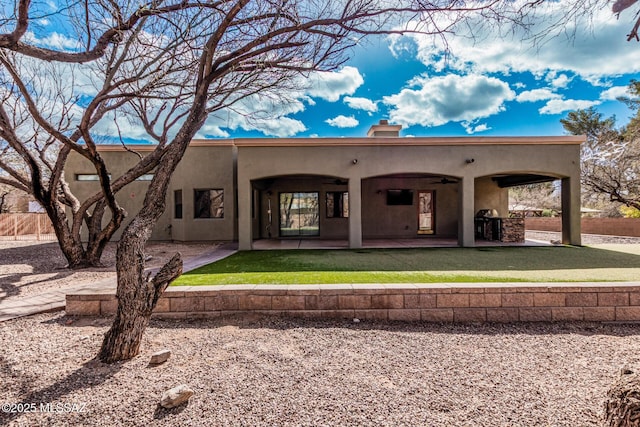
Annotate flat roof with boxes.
[233,135,584,147]
[94,135,584,151]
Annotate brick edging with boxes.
[66,283,640,323]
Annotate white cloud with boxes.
[250,117,307,137]
[462,122,491,134]
[325,115,359,128]
[539,99,601,115]
[305,66,364,102]
[389,4,640,80]
[600,86,631,101]
[548,73,572,89]
[343,96,378,113]
[198,124,230,138]
[195,93,308,138]
[516,88,561,103]
[383,74,515,127]
[25,31,82,51]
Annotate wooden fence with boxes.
[0,213,56,241]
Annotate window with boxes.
[174,190,183,219]
[279,192,319,236]
[135,174,154,181]
[417,191,434,234]
[326,191,348,218]
[194,189,224,218]
[75,174,111,181]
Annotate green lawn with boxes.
[172,244,640,285]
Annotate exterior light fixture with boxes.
[352,159,358,164]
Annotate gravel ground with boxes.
[527,230,640,245]
[1,313,639,426]
[0,241,218,301]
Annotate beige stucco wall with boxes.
[474,177,509,218]
[65,147,172,241]
[168,144,236,242]
[65,142,235,242]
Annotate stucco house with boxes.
[65,120,583,249]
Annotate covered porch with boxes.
[235,135,583,251]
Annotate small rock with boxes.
[550,239,562,245]
[621,366,634,375]
[65,319,74,326]
[353,318,360,323]
[79,335,89,341]
[150,349,171,365]
[160,384,194,409]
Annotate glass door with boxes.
[279,192,320,236]
[417,191,434,234]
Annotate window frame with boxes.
[174,189,183,219]
[193,188,224,219]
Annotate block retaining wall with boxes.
[66,283,640,323]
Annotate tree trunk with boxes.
[605,370,640,426]
[97,134,195,362]
[97,77,210,363]
[98,230,182,362]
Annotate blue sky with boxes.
[9,2,640,141]
[216,4,640,139]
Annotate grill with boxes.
[474,209,502,241]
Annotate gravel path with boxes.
[1,313,639,426]
[527,230,640,244]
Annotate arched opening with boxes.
[251,174,349,243]
[474,172,563,244]
[361,173,460,241]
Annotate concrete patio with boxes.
[251,237,552,250]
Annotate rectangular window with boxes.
[326,191,349,218]
[75,174,111,181]
[194,189,224,219]
[174,190,183,219]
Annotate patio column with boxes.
[458,176,475,247]
[238,177,253,250]
[348,178,362,249]
[561,176,581,245]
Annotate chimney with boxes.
[367,119,402,137]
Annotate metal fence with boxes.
[0,213,57,241]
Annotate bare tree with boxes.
[561,103,640,213]
[4,0,636,363]
[0,1,203,267]
[0,189,9,213]
[509,182,560,215]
